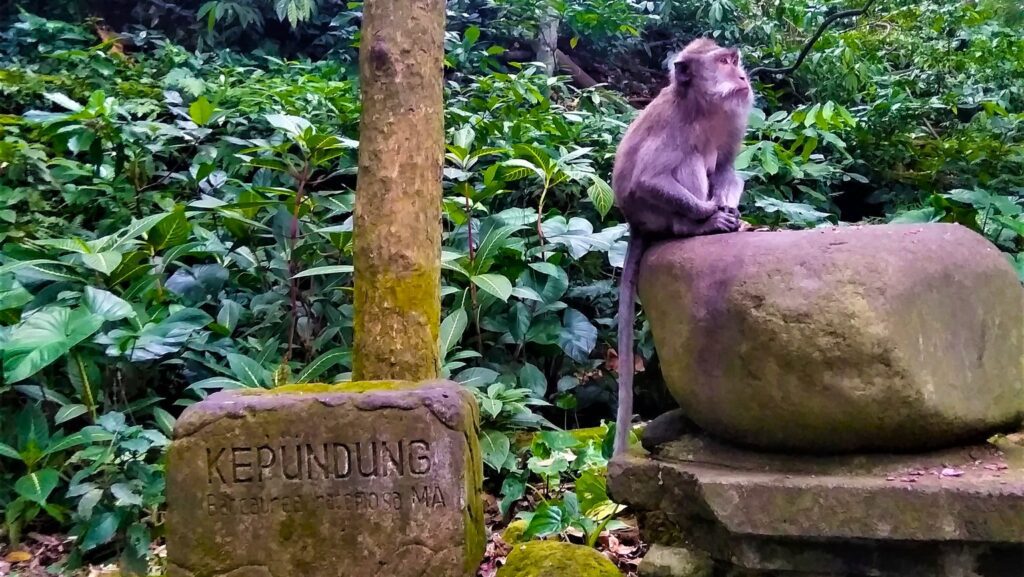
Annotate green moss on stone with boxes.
[243,380,422,395]
[353,265,441,381]
[513,426,611,450]
[497,541,620,577]
[501,520,529,544]
[462,391,487,574]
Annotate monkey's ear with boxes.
[673,59,692,86]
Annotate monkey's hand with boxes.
[702,209,741,234]
[719,205,741,218]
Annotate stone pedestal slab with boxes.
[609,434,1024,576]
[166,380,485,577]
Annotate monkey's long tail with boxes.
[614,234,647,456]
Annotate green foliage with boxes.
[511,426,626,547]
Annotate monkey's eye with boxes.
[719,56,730,65]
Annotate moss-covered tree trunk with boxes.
[352,0,446,381]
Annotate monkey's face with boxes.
[706,48,753,108]
[674,47,753,111]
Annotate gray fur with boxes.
[612,39,753,455]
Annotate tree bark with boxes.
[532,13,559,75]
[352,0,445,381]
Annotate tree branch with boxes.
[748,0,878,81]
[555,49,599,88]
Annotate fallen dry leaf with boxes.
[4,550,32,563]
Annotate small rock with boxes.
[639,544,713,577]
[497,541,620,577]
[941,468,965,477]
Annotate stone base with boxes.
[609,433,1024,577]
[166,380,485,577]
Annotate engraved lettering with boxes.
[414,485,430,505]
[431,486,446,508]
[380,440,404,477]
[257,445,276,481]
[232,447,254,483]
[409,440,431,475]
[282,444,304,480]
[207,447,228,483]
[306,443,330,480]
[356,441,379,477]
[332,443,351,479]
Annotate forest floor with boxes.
[0,493,645,576]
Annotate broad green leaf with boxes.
[3,307,105,383]
[217,299,243,333]
[16,405,49,453]
[106,212,175,252]
[34,238,91,253]
[80,251,123,275]
[189,96,216,126]
[228,353,269,388]
[152,407,176,437]
[502,159,545,181]
[734,143,757,170]
[479,429,511,471]
[523,501,569,539]
[116,308,213,362]
[148,207,190,250]
[291,265,354,279]
[440,309,468,358]
[558,308,598,363]
[529,262,561,277]
[0,441,20,460]
[122,523,150,576]
[266,113,312,136]
[511,286,543,302]
[455,366,500,388]
[44,92,83,112]
[0,276,32,311]
[755,197,832,226]
[83,286,135,321]
[474,225,522,272]
[500,474,527,516]
[15,469,59,505]
[77,487,104,520]
[0,259,70,276]
[55,404,89,425]
[81,512,119,551]
[890,207,943,224]
[760,145,780,175]
[822,100,836,121]
[188,376,246,391]
[587,176,614,219]
[296,348,351,383]
[472,274,513,302]
[42,431,94,456]
[518,363,547,398]
[111,483,144,506]
[576,468,613,514]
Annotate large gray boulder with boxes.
[638,223,1024,453]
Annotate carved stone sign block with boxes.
[166,380,485,577]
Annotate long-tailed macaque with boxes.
[612,38,754,455]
